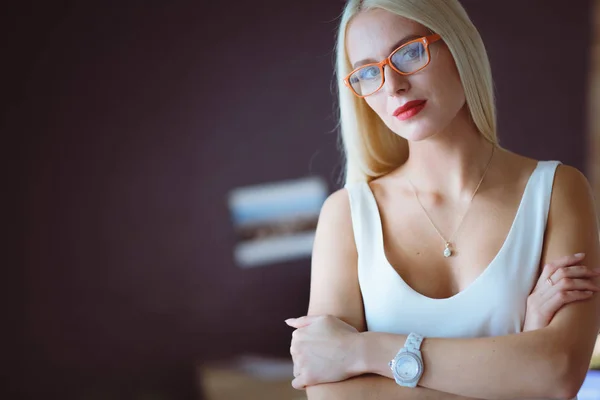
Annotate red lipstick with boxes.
[393,100,427,121]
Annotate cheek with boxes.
[436,76,466,114]
[431,52,467,108]
[364,97,388,119]
[364,96,401,132]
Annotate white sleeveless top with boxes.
[345,161,570,398]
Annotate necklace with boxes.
[406,145,495,258]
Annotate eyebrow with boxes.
[351,34,423,69]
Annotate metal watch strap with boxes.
[405,332,423,352]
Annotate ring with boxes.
[547,277,554,286]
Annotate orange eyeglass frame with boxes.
[343,33,443,98]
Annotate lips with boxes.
[393,100,427,117]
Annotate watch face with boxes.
[394,353,421,381]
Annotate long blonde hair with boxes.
[335,0,498,185]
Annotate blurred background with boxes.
[6,0,600,398]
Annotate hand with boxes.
[523,253,600,331]
[285,315,362,390]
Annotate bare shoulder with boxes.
[308,187,365,330]
[542,163,598,263]
[539,165,600,371]
[314,187,357,264]
[495,150,537,181]
[318,187,354,229]
[501,150,594,210]
[551,164,594,206]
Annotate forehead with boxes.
[346,8,429,64]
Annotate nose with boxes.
[382,63,410,96]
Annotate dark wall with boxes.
[8,0,590,397]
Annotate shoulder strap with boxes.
[505,160,562,296]
[344,182,364,255]
[344,182,383,259]
[531,161,562,227]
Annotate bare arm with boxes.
[307,375,474,400]
[351,165,600,399]
[303,188,480,400]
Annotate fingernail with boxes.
[285,318,294,324]
[575,253,586,257]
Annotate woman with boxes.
[286,0,600,399]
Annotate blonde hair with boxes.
[335,0,498,185]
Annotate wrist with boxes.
[523,314,547,332]
[356,331,407,377]
[349,332,369,376]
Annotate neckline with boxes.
[363,160,542,302]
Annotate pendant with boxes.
[443,242,452,258]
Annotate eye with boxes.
[357,65,381,80]
[398,43,424,62]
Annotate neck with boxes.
[398,107,495,201]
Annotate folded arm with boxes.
[307,375,478,400]
[352,166,600,399]
[304,188,481,399]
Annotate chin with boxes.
[389,121,439,142]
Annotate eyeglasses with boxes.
[343,34,443,98]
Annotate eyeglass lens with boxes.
[349,41,428,96]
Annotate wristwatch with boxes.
[389,332,424,387]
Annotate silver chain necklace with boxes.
[406,145,495,258]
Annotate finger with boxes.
[544,266,600,296]
[541,266,596,294]
[541,278,600,303]
[549,253,587,268]
[540,290,595,318]
[550,265,600,284]
[285,315,323,328]
[291,377,306,390]
[537,254,586,290]
[540,279,597,305]
[543,253,586,278]
[555,277,600,293]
